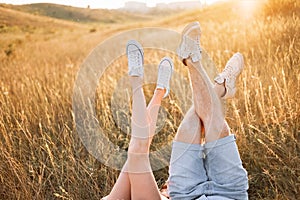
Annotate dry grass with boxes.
[0,0,299,199]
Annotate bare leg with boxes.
[106,78,164,200]
[128,87,165,200]
[103,172,131,200]
[185,58,230,142]
[147,89,166,136]
[105,76,148,200]
[175,70,226,145]
[214,82,226,98]
[174,106,202,144]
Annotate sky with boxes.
[0,0,222,9]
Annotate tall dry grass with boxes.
[0,0,299,199]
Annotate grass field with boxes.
[0,0,299,199]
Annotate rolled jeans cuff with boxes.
[204,134,236,149]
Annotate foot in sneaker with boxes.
[156,57,174,98]
[126,40,144,77]
[177,21,202,65]
[214,53,244,99]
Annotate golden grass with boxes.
[0,0,299,199]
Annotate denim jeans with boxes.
[168,135,249,200]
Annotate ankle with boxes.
[130,76,143,90]
[154,88,166,97]
[128,138,151,154]
[214,82,226,98]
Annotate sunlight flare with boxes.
[239,0,261,18]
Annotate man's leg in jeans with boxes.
[168,54,219,199]
[185,58,249,199]
[168,106,208,200]
[168,55,225,199]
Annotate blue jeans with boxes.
[168,135,248,200]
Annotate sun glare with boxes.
[239,0,261,18]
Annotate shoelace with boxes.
[158,64,171,87]
[195,35,202,53]
[222,55,242,79]
[129,49,142,69]
[182,34,202,57]
[222,64,234,78]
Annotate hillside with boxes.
[0,6,82,33]
[0,3,154,23]
[0,1,260,33]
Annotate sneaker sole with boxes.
[235,52,244,71]
[159,56,174,71]
[181,21,201,36]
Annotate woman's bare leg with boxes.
[104,77,147,200]
[105,40,172,200]
[103,172,130,200]
[128,77,164,199]
[106,77,163,200]
[128,56,173,199]
[128,87,165,200]
[147,89,166,136]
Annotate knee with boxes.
[175,118,201,144]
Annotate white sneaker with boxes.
[177,21,202,64]
[156,57,174,98]
[126,40,144,77]
[214,53,244,99]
